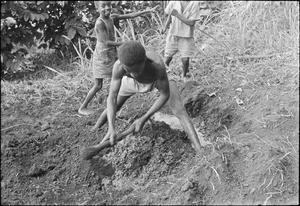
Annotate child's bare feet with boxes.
[90,125,98,132]
[78,108,94,116]
[182,73,191,82]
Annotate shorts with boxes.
[92,43,117,79]
[119,76,157,97]
[164,34,195,58]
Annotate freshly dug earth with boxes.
[1,62,299,205]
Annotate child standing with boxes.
[163,1,210,80]
[78,1,157,115]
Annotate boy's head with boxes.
[94,1,112,17]
[118,41,146,66]
[118,41,146,78]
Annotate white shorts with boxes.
[164,34,195,58]
[118,76,157,97]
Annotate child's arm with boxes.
[161,13,172,34]
[105,61,125,145]
[131,66,170,134]
[111,5,158,20]
[170,9,201,27]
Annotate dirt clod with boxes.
[28,163,47,177]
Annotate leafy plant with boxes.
[1,1,166,80]
[1,1,96,77]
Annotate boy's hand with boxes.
[147,5,159,13]
[152,5,160,12]
[103,129,117,146]
[160,26,167,34]
[131,117,147,134]
[170,9,179,17]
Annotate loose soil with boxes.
[1,60,299,205]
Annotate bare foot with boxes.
[183,77,189,83]
[78,108,94,116]
[182,74,191,83]
[90,125,98,132]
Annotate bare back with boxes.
[113,51,167,84]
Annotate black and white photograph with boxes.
[1,1,299,205]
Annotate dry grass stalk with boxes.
[210,166,221,184]
[1,124,32,132]
[263,194,273,205]
[258,177,266,191]
[253,133,274,148]
[222,125,232,145]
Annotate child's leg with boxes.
[168,80,202,152]
[164,34,178,67]
[91,95,131,131]
[78,78,103,115]
[179,37,195,78]
[181,57,190,77]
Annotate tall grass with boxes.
[62,35,94,72]
[196,1,299,65]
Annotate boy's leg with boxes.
[78,78,103,115]
[181,57,190,77]
[168,80,202,153]
[179,37,195,78]
[91,95,131,131]
[164,34,178,68]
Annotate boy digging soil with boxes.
[90,41,202,153]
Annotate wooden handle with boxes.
[81,126,135,160]
[95,125,134,150]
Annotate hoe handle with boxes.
[81,126,135,160]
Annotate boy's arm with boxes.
[162,13,172,34]
[137,67,170,127]
[111,5,158,20]
[106,61,125,145]
[144,70,170,120]
[95,20,123,47]
[170,9,201,27]
[131,68,170,134]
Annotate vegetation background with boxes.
[1,1,299,205]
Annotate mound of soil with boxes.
[1,63,299,205]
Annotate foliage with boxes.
[111,1,165,35]
[0,1,165,80]
[0,1,98,77]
